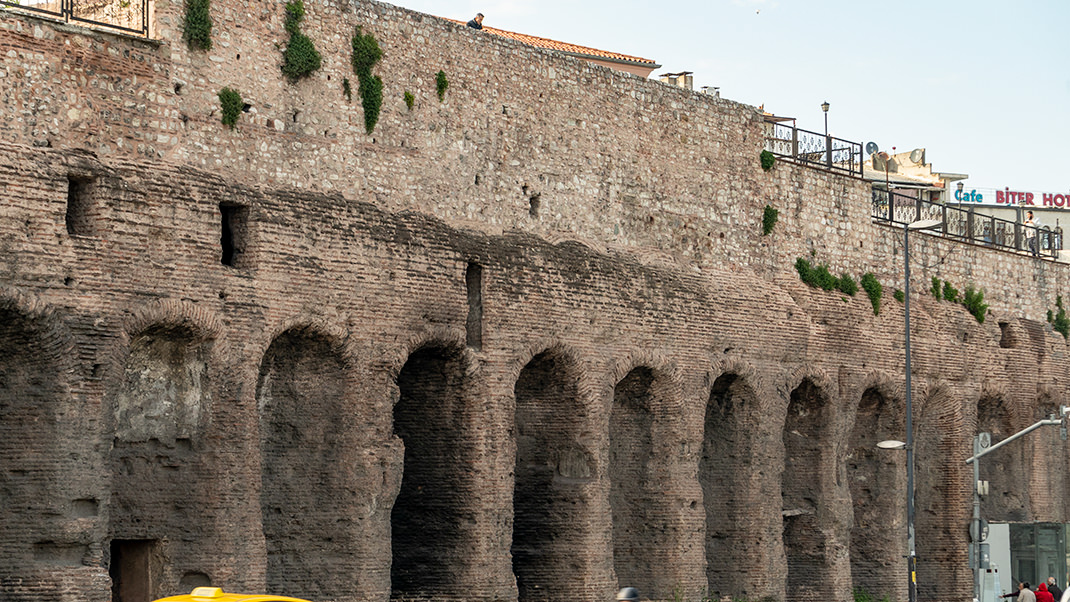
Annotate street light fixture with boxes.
[901,218,943,602]
[966,405,1070,601]
[821,101,830,136]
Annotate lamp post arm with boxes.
[966,418,1063,464]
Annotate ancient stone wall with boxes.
[2,2,1070,602]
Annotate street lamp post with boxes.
[821,101,831,167]
[902,218,943,602]
[966,408,1069,602]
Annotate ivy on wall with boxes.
[218,87,242,129]
[281,0,322,81]
[351,26,384,134]
[762,205,778,235]
[436,70,449,101]
[760,149,775,171]
[183,0,212,50]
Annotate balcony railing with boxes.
[872,189,1062,258]
[763,119,863,178]
[1,0,149,37]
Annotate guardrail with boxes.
[872,189,1062,258]
[1,0,149,37]
[763,119,863,178]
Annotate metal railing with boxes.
[1,0,149,37]
[763,119,863,178]
[872,189,1062,258]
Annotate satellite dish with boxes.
[909,148,925,164]
[865,141,879,155]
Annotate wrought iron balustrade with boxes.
[872,190,1062,258]
[1,0,149,37]
[763,119,863,178]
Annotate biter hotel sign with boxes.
[954,186,1070,209]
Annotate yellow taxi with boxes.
[152,587,314,602]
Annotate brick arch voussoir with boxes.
[508,337,587,389]
[385,324,472,384]
[704,356,767,406]
[607,349,684,413]
[780,364,836,406]
[509,338,600,427]
[100,299,226,389]
[258,314,358,372]
[844,369,906,428]
[0,285,78,377]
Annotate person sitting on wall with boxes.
[467,13,484,29]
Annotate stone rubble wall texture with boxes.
[0,2,1069,602]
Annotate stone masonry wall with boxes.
[2,2,1070,602]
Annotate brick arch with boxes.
[780,369,839,602]
[975,388,1024,521]
[1031,387,1068,519]
[845,377,907,602]
[511,341,599,602]
[913,380,970,601]
[606,358,677,597]
[700,360,766,600]
[0,290,81,578]
[257,324,362,601]
[390,337,480,600]
[103,301,226,602]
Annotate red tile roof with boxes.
[445,19,659,67]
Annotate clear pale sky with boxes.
[387,0,1069,193]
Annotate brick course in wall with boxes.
[2,3,1070,602]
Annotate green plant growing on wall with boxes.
[962,285,989,324]
[183,0,212,50]
[218,87,243,129]
[436,70,449,101]
[942,280,960,302]
[853,587,892,602]
[351,26,384,134]
[281,0,322,81]
[894,289,905,303]
[931,276,942,298]
[861,272,882,315]
[837,273,858,296]
[762,205,778,235]
[794,258,836,291]
[1053,296,1070,339]
[760,149,775,171]
[343,78,352,102]
[404,90,415,111]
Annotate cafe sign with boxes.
[953,186,1070,209]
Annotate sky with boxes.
[388,0,1069,193]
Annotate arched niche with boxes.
[391,344,475,600]
[257,327,356,600]
[782,378,831,602]
[609,367,658,594]
[701,372,758,599]
[846,387,906,602]
[512,349,589,602]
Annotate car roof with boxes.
[152,587,314,602]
